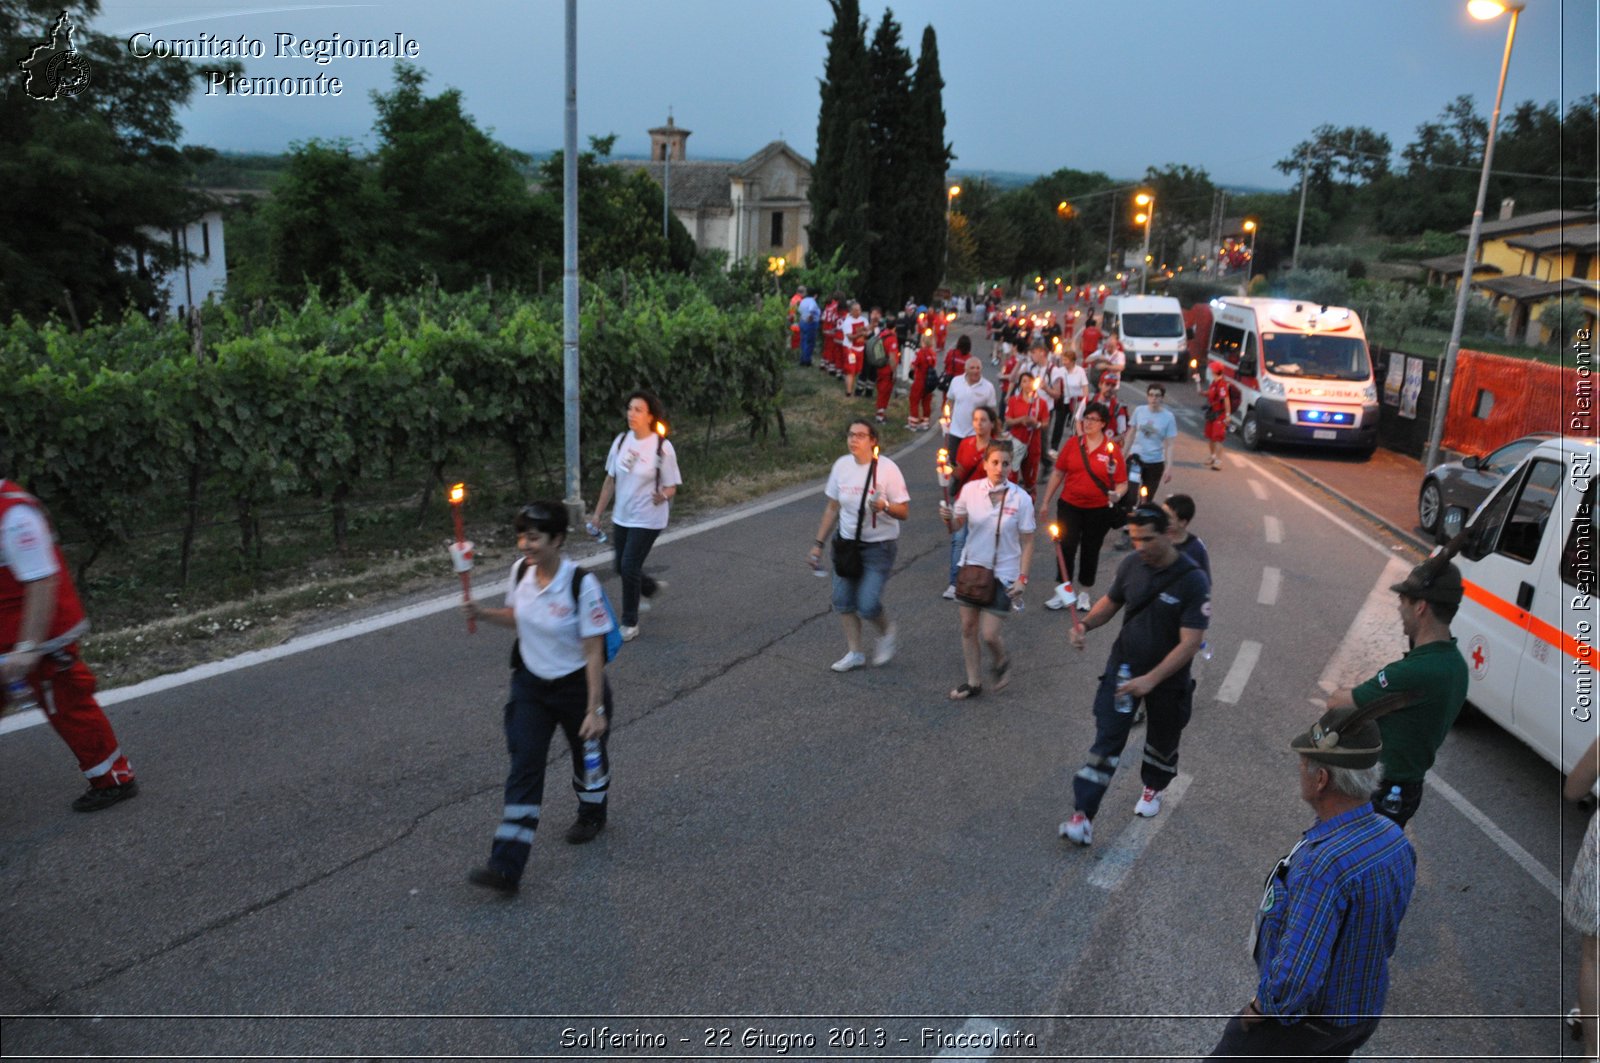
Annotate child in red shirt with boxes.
[908,331,938,430]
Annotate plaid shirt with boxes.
[1254,804,1416,1026]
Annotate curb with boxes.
[1261,453,1433,556]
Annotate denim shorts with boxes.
[831,539,897,620]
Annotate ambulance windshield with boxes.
[1261,333,1370,381]
[1121,312,1185,339]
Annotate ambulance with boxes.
[1450,435,1597,776]
[1099,295,1188,379]
[1205,297,1380,456]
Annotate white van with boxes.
[1451,435,1597,776]
[1099,295,1187,379]
[1205,297,1380,455]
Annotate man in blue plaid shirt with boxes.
[1210,701,1417,1059]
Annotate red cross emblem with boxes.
[1471,645,1485,669]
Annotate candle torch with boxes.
[940,401,951,436]
[1048,523,1079,626]
[447,482,475,634]
[870,444,880,528]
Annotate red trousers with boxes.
[874,366,896,414]
[908,369,934,420]
[28,651,133,788]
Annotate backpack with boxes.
[864,331,888,372]
[512,559,623,665]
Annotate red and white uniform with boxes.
[821,300,843,370]
[872,326,901,415]
[909,344,938,422]
[1,481,134,791]
[932,312,950,352]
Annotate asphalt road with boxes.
[1,307,1589,1061]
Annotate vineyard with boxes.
[1,276,788,602]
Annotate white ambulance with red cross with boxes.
[1452,435,1597,775]
[1204,297,1380,456]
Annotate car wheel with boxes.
[1241,409,1263,451]
[1418,478,1443,536]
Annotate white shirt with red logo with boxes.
[507,558,612,680]
[0,503,58,583]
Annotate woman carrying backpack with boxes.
[591,389,682,642]
[462,501,616,895]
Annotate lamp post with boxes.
[1422,0,1524,474]
[945,184,961,283]
[1134,192,1154,295]
[1242,219,1258,290]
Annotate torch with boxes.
[653,419,669,500]
[1047,523,1079,626]
[447,482,475,634]
[870,444,880,528]
[940,401,951,437]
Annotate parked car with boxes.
[1416,432,1557,542]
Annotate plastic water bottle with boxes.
[6,677,39,714]
[585,521,608,544]
[582,739,604,788]
[1380,785,1403,816]
[1200,639,1213,662]
[1113,663,1134,715]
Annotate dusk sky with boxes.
[92,0,1597,190]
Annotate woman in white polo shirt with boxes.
[591,389,682,642]
[462,501,614,894]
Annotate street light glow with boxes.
[1468,0,1523,19]
[948,185,962,198]
[1134,192,1152,207]
[1243,219,1257,233]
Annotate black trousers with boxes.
[1054,498,1118,588]
[1208,1013,1380,1059]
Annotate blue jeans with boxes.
[800,320,820,366]
[611,523,661,626]
[947,524,969,587]
[831,539,897,621]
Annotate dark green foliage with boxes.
[901,24,953,302]
[810,0,872,280]
[861,10,914,306]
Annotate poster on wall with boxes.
[1384,356,1405,406]
[1400,355,1423,419]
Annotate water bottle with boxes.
[585,521,609,544]
[1380,785,1403,816]
[6,677,39,714]
[582,739,604,788]
[1113,663,1134,715]
[1200,639,1212,662]
[1011,584,1025,613]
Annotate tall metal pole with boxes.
[1138,209,1152,295]
[662,129,671,240]
[562,0,582,517]
[1291,151,1308,271]
[1422,4,1522,473]
[1105,193,1117,275]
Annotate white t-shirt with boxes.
[0,502,57,582]
[507,558,613,680]
[841,313,869,353]
[946,375,998,439]
[954,480,1036,585]
[825,454,910,542]
[1061,364,1090,404]
[1129,405,1179,464]
[606,431,683,531]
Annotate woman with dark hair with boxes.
[940,441,1035,699]
[1037,400,1126,613]
[591,389,682,641]
[461,501,614,894]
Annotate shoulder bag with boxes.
[955,483,1008,605]
[1079,435,1130,529]
[831,458,876,579]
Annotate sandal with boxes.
[992,655,1012,691]
[948,682,983,701]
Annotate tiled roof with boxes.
[1458,209,1590,239]
[1416,254,1500,276]
[730,140,813,179]
[1475,275,1599,301]
[615,160,735,210]
[1504,223,1600,253]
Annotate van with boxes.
[1451,435,1597,776]
[1205,297,1379,455]
[1100,295,1187,379]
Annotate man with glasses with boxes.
[1060,505,1208,845]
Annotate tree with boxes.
[263,140,393,296]
[902,24,952,302]
[533,136,696,279]
[861,9,913,306]
[0,0,225,322]
[1141,163,1217,273]
[1275,124,1392,209]
[809,0,871,280]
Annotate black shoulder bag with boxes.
[831,458,876,579]
[1079,435,1129,529]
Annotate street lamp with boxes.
[1242,219,1258,288]
[1422,0,1524,473]
[945,184,961,282]
[1134,191,1154,295]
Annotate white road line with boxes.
[1226,452,1248,469]
[930,1016,1010,1059]
[1,435,942,733]
[1239,460,1401,561]
[1263,515,1284,543]
[1257,566,1281,606]
[1086,772,1194,891]
[1427,774,1562,900]
[1248,478,1268,501]
[1215,640,1262,704]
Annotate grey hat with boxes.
[1290,690,1422,768]
[1390,556,1463,606]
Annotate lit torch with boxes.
[447,482,475,634]
[940,401,951,436]
[653,420,669,498]
[871,444,881,528]
[936,447,952,507]
[1048,523,1080,626]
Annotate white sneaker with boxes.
[872,623,898,666]
[620,625,640,642]
[1077,590,1093,611]
[1045,595,1068,611]
[1059,812,1093,846]
[942,584,957,601]
[1135,787,1162,818]
[831,651,867,672]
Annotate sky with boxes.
[87,0,1599,191]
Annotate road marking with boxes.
[1248,478,1268,501]
[1239,460,1400,561]
[1215,640,1262,704]
[1227,453,1248,469]
[1,435,941,731]
[1086,772,1194,891]
[1427,774,1562,900]
[1263,515,1284,543]
[929,1016,1012,1059]
[1257,566,1281,606]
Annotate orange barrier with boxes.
[1442,349,1578,455]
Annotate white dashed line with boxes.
[1214,640,1262,704]
[1248,479,1268,501]
[1257,566,1281,606]
[1086,772,1195,891]
[1264,515,1284,543]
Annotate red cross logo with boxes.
[1471,645,1485,670]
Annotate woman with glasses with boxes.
[461,502,614,894]
[939,442,1035,699]
[807,420,911,673]
[1037,401,1127,613]
[941,404,1003,601]
[591,389,682,642]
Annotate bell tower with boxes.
[648,112,690,162]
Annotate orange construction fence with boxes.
[1442,349,1580,455]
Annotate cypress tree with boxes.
[809,0,871,279]
[904,24,953,301]
[863,9,913,307]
